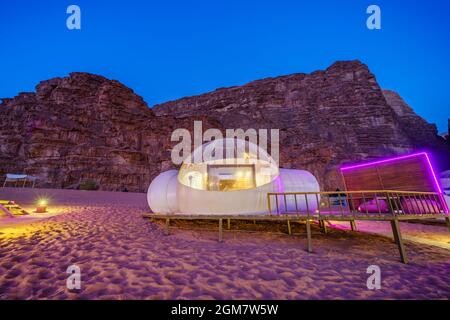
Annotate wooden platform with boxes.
[142,190,450,264]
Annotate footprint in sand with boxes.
[5,268,22,279]
[37,269,55,280]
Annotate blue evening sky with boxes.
[1,0,449,132]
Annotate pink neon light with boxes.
[341,152,428,171]
[340,152,448,213]
[423,153,443,194]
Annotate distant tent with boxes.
[440,170,450,195]
[2,174,37,188]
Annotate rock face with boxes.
[155,61,450,189]
[0,73,220,192]
[1,61,449,191]
[383,90,449,152]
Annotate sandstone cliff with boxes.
[0,73,220,191]
[1,61,449,191]
[155,60,450,188]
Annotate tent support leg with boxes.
[164,218,170,236]
[391,219,408,264]
[306,220,312,253]
[322,220,328,233]
[219,219,223,242]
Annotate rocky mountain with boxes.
[155,61,450,188]
[1,60,449,191]
[0,73,220,192]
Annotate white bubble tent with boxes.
[147,138,321,215]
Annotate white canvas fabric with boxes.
[147,168,320,215]
[6,174,28,180]
[147,138,320,215]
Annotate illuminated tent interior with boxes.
[178,138,279,191]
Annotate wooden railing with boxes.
[267,190,449,218]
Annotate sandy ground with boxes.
[0,188,449,300]
[331,220,450,250]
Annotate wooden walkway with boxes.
[0,200,30,217]
[143,190,450,264]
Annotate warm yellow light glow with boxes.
[0,225,46,239]
[36,197,49,208]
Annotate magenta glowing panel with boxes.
[340,152,443,194]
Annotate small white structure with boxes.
[439,170,450,208]
[2,174,37,188]
[147,138,320,215]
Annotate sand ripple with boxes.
[0,189,449,299]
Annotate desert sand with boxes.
[0,188,449,300]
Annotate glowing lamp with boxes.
[36,199,48,213]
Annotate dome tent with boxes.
[147,138,320,214]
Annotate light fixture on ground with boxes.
[36,199,48,213]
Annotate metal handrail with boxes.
[267,190,449,216]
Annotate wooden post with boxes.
[350,220,357,231]
[227,218,231,230]
[219,219,223,242]
[317,220,322,231]
[445,217,450,233]
[391,220,399,244]
[391,219,407,264]
[306,220,312,253]
[322,220,328,234]
[287,220,292,235]
[164,218,170,236]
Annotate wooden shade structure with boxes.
[340,153,442,193]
